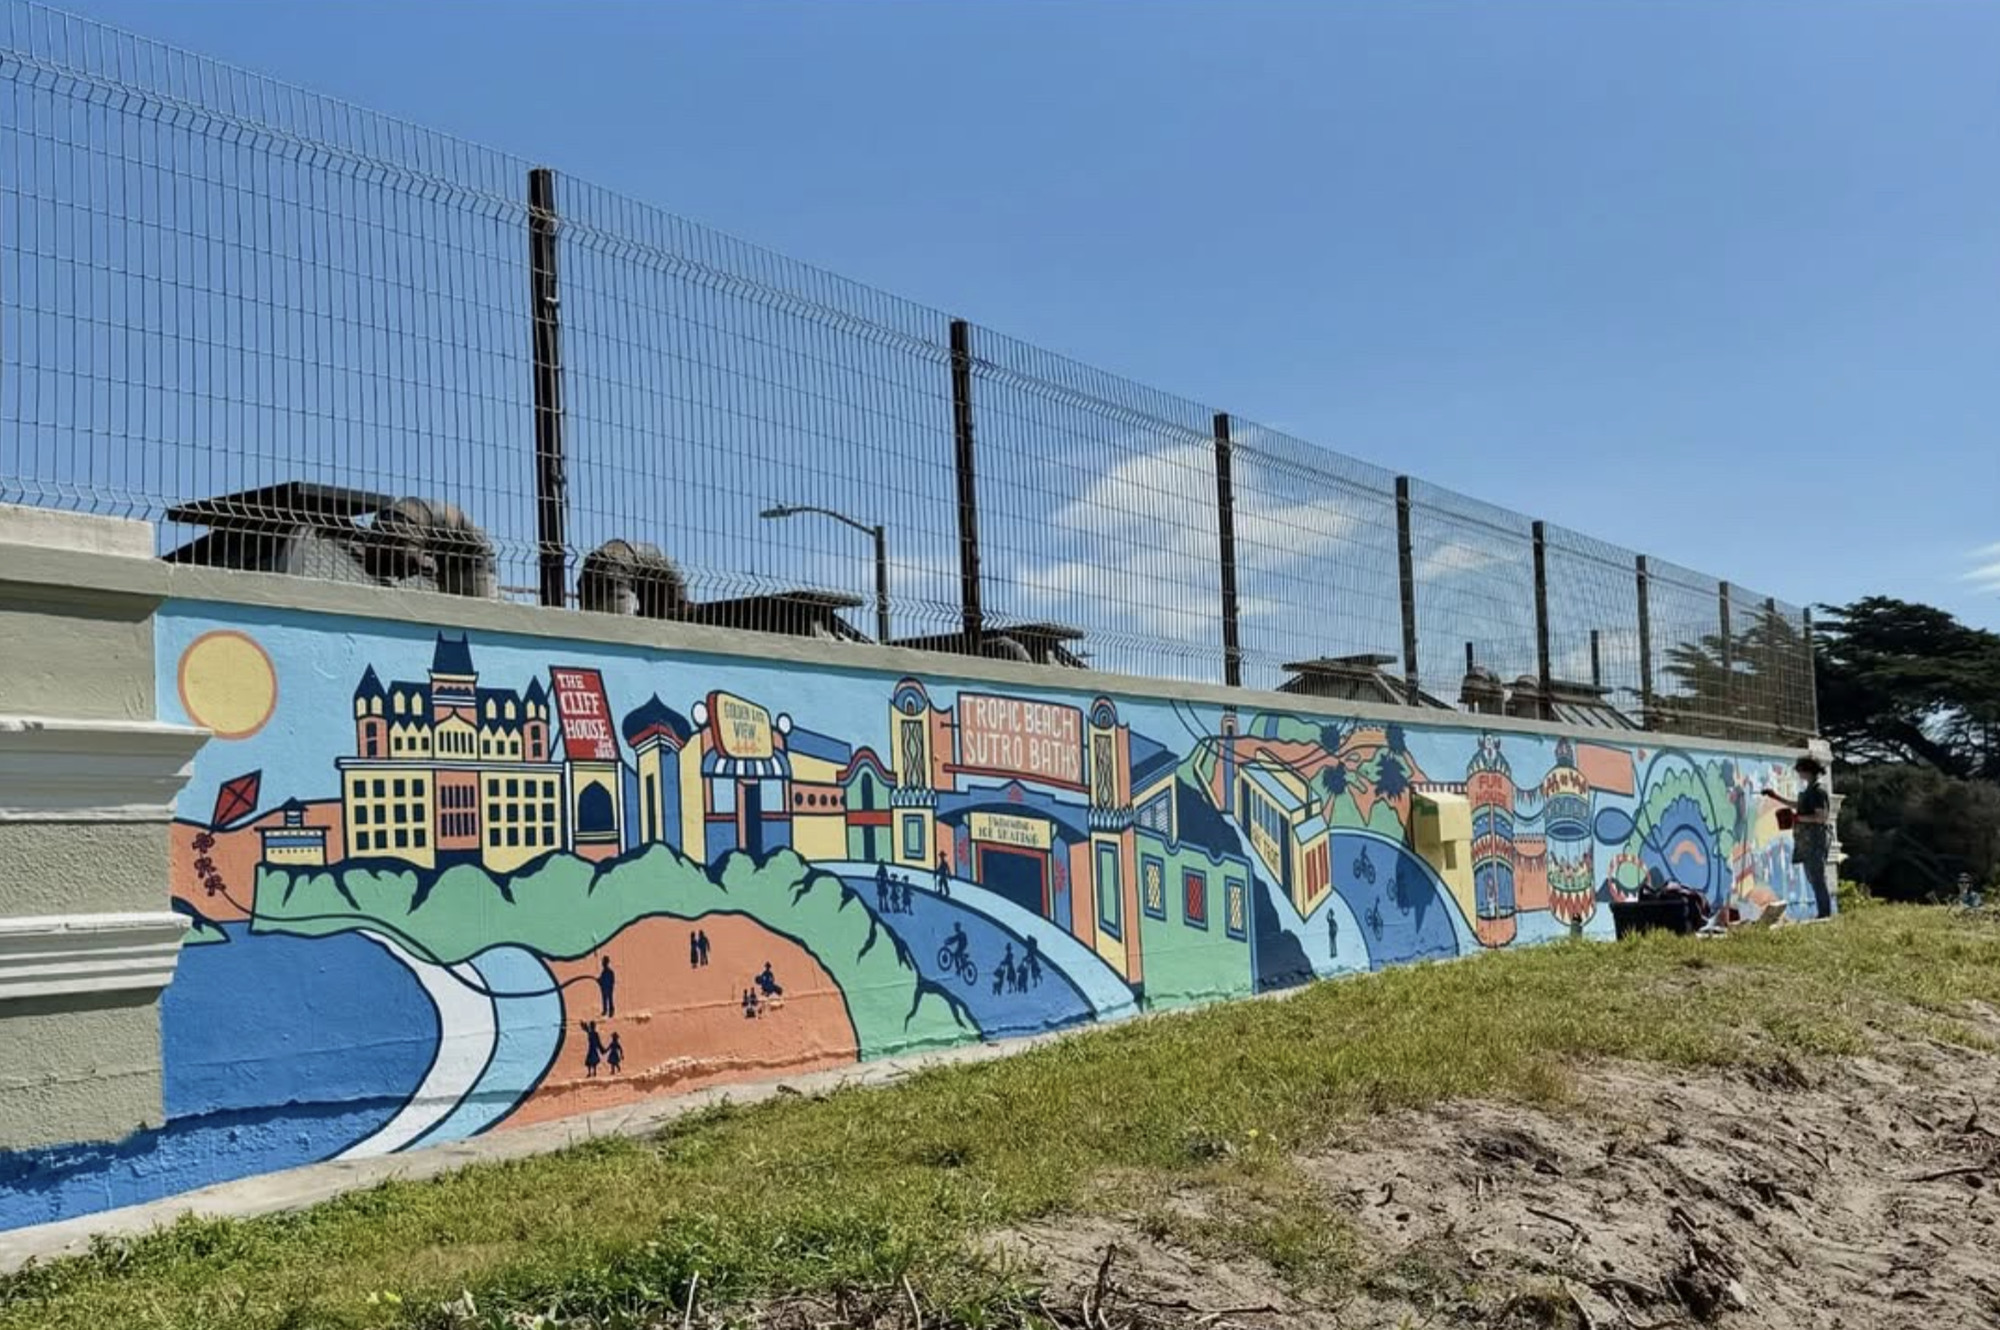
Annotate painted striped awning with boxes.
[701,751,792,779]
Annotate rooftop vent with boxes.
[578,539,687,619]
[163,483,496,597]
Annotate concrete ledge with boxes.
[0,504,153,560]
[0,540,1815,763]
[0,912,190,1004]
[0,716,209,821]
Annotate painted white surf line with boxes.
[336,932,498,1161]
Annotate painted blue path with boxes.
[821,862,1131,1036]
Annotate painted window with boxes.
[1092,733,1116,807]
[898,718,926,786]
[1096,844,1122,939]
[1184,869,1208,929]
[1225,878,1247,940]
[1142,855,1167,920]
[577,784,615,835]
[901,813,926,860]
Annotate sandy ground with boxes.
[991,1008,2000,1329]
[505,913,859,1128]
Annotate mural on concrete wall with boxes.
[0,605,1823,1229]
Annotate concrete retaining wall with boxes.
[0,507,1827,1234]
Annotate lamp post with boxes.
[759,504,891,644]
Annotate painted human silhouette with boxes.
[596,957,617,1018]
[581,1021,604,1078]
[1022,935,1043,988]
[606,1033,624,1076]
[756,962,783,998]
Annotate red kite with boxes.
[211,771,262,828]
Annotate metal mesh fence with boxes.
[0,2,1817,743]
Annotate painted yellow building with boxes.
[337,635,565,874]
[1411,787,1474,921]
[259,799,328,867]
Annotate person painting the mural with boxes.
[1765,756,1832,919]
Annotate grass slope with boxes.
[7,907,1998,1329]
[252,845,972,1060]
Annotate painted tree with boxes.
[190,830,226,898]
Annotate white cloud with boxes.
[999,438,1386,635]
[1965,544,2000,592]
[1415,542,1509,583]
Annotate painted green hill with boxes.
[253,845,973,1059]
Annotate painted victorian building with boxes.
[885,679,1145,983]
[338,635,567,874]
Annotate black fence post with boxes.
[1719,580,1735,733]
[949,318,983,650]
[1531,520,1552,719]
[1395,476,1418,701]
[528,167,568,610]
[1802,607,1819,736]
[1764,596,1782,734]
[1636,555,1655,729]
[1212,412,1242,688]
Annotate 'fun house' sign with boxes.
[549,667,617,762]
[954,693,1084,789]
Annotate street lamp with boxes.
[758,504,891,644]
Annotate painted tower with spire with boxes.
[1465,732,1519,947]
[1541,737,1596,927]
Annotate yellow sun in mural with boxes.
[177,631,278,740]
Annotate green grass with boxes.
[8,908,2000,1329]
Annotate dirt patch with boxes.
[995,1016,2000,1328]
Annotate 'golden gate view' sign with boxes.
[709,691,775,760]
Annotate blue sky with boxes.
[42,0,2000,630]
